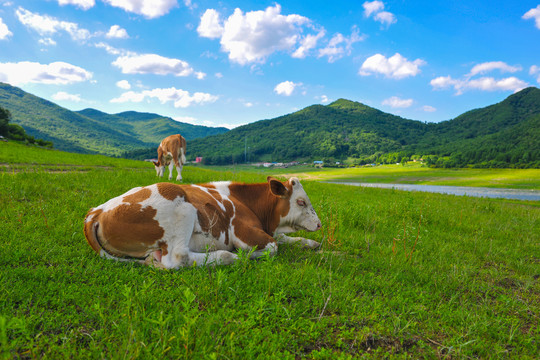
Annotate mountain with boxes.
[0,82,228,156]
[186,87,540,167]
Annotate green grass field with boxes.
[1,142,539,358]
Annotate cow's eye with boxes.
[297,199,306,207]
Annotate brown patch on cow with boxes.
[158,240,168,256]
[157,182,186,201]
[123,187,151,204]
[97,203,164,258]
[83,208,103,254]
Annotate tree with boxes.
[0,107,10,136]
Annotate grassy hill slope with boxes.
[187,87,540,167]
[0,82,228,156]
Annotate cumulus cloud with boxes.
[106,25,129,39]
[318,27,365,63]
[431,61,529,94]
[116,79,131,89]
[274,81,300,96]
[359,53,425,79]
[57,0,95,10]
[102,0,178,19]
[382,96,413,108]
[292,29,326,59]
[112,53,204,78]
[0,61,92,85]
[111,87,218,108]
[39,38,57,46]
[52,91,82,102]
[16,7,91,41]
[320,95,330,104]
[197,9,223,39]
[0,17,12,40]
[198,4,314,65]
[363,1,396,27]
[523,5,540,29]
[530,65,540,84]
[422,105,436,112]
[467,61,521,77]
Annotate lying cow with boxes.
[84,177,321,268]
[153,134,187,181]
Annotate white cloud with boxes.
[292,29,326,59]
[530,65,540,84]
[57,0,95,10]
[431,62,529,94]
[320,95,330,104]
[197,9,223,39]
[38,38,56,46]
[363,1,396,27]
[112,53,204,78]
[359,53,425,79]
[382,96,413,108]
[431,75,528,94]
[198,4,313,65]
[0,61,92,85]
[523,5,540,29]
[102,0,178,19]
[363,1,384,17]
[52,91,82,102]
[111,87,218,108]
[468,61,521,77]
[318,27,365,63]
[274,81,300,96]
[215,72,223,78]
[373,11,396,26]
[16,7,91,41]
[116,79,131,89]
[106,25,129,39]
[422,105,436,112]
[244,102,253,107]
[0,17,12,40]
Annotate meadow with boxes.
[1,142,539,359]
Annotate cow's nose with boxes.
[316,222,322,230]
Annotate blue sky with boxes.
[0,0,539,129]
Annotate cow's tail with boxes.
[83,213,144,262]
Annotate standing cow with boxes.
[153,134,186,181]
[84,177,322,268]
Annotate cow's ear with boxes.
[268,177,289,198]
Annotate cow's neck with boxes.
[228,183,287,235]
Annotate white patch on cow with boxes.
[275,178,320,235]
[209,181,232,197]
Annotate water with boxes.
[326,182,540,201]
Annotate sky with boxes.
[0,0,539,129]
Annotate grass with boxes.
[1,142,539,358]
[273,164,540,190]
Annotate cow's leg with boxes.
[168,162,174,180]
[276,234,320,249]
[174,159,183,181]
[232,228,278,259]
[246,241,277,259]
[185,250,238,266]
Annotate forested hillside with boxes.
[186,87,540,168]
[0,83,228,156]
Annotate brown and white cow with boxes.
[153,134,187,181]
[84,177,321,268]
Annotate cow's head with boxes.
[152,161,165,177]
[268,176,321,233]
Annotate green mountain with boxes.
[0,82,228,156]
[187,87,540,167]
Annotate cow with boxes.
[83,177,321,268]
[153,134,187,181]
